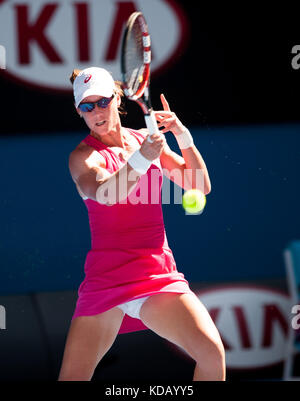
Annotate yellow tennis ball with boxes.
[182,189,206,214]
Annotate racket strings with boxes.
[123,20,147,97]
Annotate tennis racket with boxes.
[121,11,159,143]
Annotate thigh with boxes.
[139,292,223,358]
[59,306,124,380]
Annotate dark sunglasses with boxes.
[78,94,114,112]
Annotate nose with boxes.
[92,104,105,114]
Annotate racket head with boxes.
[121,12,151,103]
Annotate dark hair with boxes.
[69,69,81,85]
[69,68,127,115]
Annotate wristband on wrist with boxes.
[127,149,152,175]
[175,128,194,149]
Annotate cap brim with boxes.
[75,85,114,107]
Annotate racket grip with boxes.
[145,112,160,143]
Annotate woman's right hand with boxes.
[139,132,166,161]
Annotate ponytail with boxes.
[69,69,81,85]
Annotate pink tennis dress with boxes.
[72,128,194,334]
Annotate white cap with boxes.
[73,67,115,108]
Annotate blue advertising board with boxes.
[1,123,299,294]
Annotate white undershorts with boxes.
[116,296,150,320]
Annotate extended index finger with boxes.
[160,93,171,112]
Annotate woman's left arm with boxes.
[155,94,211,195]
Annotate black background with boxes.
[1,3,300,135]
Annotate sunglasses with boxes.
[78,95,114,112]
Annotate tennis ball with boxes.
[182,189,206,214]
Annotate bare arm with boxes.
[159,143,211,194]
[69,133,166,205]
[155,94,211,195]
[69,148,141,205]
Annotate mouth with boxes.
[95,120,106,127]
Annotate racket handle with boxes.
[145,112,160,143]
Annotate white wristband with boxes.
[127,149,152,175]
[175,128,194,149]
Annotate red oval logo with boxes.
[167,285,291,370]
[84,74,92,83]
[198,285,291,369]
[0,0,189,93]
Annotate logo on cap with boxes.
[84,74,92,83]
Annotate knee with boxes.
[58,364,94,381]
[193,338,226,379]
[208,340,226,368]
[58,372,93,381]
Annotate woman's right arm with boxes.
[69,148,140,205]
[68,133,165,205]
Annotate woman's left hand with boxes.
[154,94,186,136]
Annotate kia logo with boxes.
[0,0,188,92]
[199,285,291,369]
[169,285,291,370]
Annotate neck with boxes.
[90,123,128,148]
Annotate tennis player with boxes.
[58,67,225,381]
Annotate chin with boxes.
[93,125,107,135]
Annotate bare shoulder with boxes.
[69,141,106,182]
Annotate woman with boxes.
[58,66,225,381]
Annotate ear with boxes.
[115,93,121,108]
